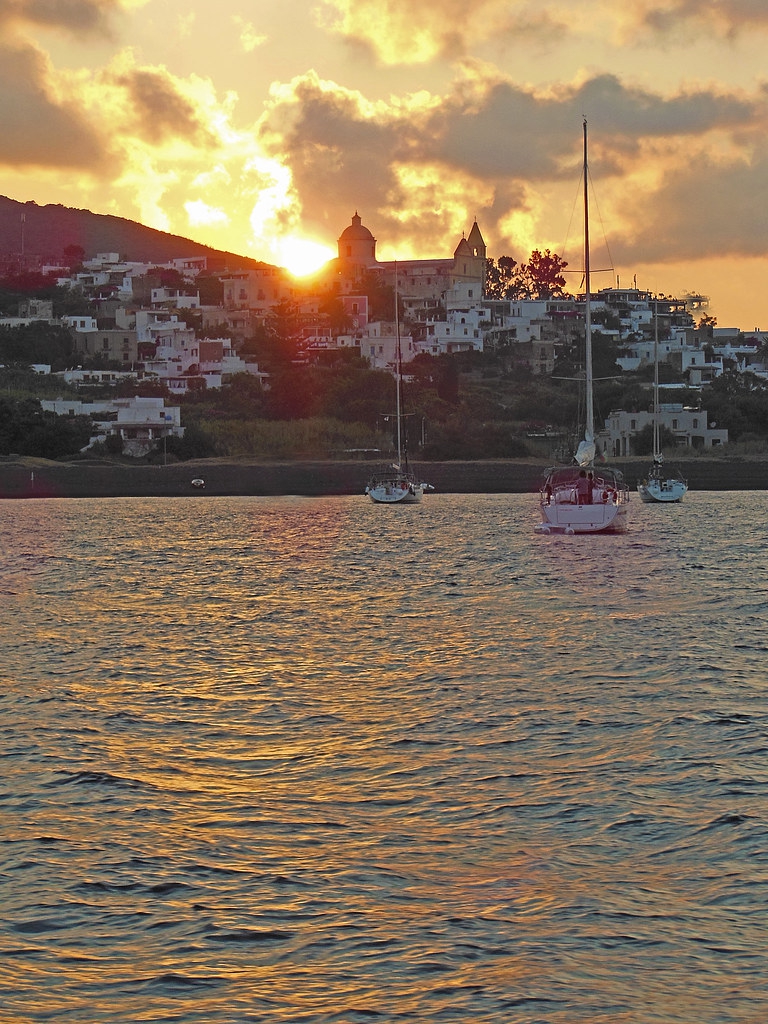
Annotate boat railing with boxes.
[542,482,620,506]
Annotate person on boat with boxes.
[544,482,553,504]
[577,470,591,505]
[587,471,595,503]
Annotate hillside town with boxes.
[2,211,768,458]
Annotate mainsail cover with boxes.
[574,437,596,467]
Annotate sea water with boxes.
[1,493,767,1023]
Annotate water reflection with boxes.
[1,494,767,1022]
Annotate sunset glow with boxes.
[1,1,768,326]
[277,236,337,278]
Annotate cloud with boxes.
[613,144,768,263]
[185,198,229,228]
[317,0,768,64]
[2,0,766,286]
[0,0,127,33]
[255,65,768,268]
[110,66,218,146]
[317,0,565,64]
[0,39,106,168]
[232,15,266,53]
[636,0,768,37]
[0,1,145,171]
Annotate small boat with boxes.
[536,120,630,535]
[365,464,429,504]
[366,266,432,505]
[637,300,688,504]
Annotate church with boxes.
[332,212,488,313]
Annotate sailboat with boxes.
[536,120,630,535]
[637,300,688,503]
[366,267,432,504]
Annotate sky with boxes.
[1,0,768,328]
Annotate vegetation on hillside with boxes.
[3,270,768,463]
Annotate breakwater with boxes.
[1,455,766,498]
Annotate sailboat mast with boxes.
[653,298,660,459]
[583,118,594,445]
[394,262,402,465]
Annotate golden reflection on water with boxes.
[2,494,768,1022]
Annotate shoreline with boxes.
[1,455,766,499]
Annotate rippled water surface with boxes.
[2,492,767,1023]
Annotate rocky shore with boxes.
[1,455,766,499]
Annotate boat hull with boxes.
[536,465,630,534]
[536,499,629,534]
[637,478,687,503]
[366,477,424,504]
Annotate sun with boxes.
[276,235,335,277]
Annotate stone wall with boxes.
[1,456,766,499]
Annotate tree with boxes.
[0,323,77,369]
[631,423,679,456]
[485,251,568,300]
[196,275,224,306]
[63,245,86,271]
[264,298,302,367]
[217,374,268,418]
[519,249,568,299]
[319,296,354,336]
[0,397,92,457]
[485,256,519,299]
[359,271,396,321]
[152,423,217,461]
[697,314,717,338]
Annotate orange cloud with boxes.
[109,66,218,146]
[251,61,768,279]
[636,0,768,37]
[0,0,128,33]
[0,38,106,168]
[317,0,565,64]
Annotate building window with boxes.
[672,419,678,429]
[693,418,699,428]
[631,419,636,430]
[103,339,109,350]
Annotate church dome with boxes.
[339,212,375,242]
[338,211,377,264]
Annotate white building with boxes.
[417,304,485,356]
[57,368,139,387]
[142,335,267,393]
[150,288,201,309]
[598,402,728,457]
[134,310,195,345]
[360,322,418,370]
[63,315,99,333]
[41,396,183,457]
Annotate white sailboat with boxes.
[366,268,432,504]
[637,300,688,503]
[536,120,630,535]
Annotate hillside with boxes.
[0,194,266,272]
